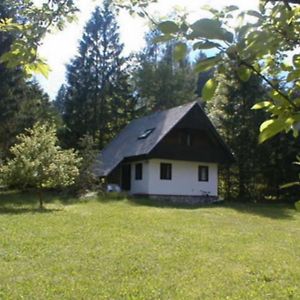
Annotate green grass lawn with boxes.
[0,191,299,299]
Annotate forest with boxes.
[0,0,299,204]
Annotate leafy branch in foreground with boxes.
[0,0,78,77]
[281,155,300,189]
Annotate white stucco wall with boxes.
[129,159,218,196]
[147,159,218,196]
[130,160,150,194]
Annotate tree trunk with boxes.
[38,190,44,209]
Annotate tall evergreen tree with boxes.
[60,1,135,149]
[0,2,57,159]
[53,84,67,115]
[133,30,198,114]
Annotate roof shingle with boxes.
[94,101,197,176]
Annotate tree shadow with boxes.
[93,192,130,203]
[127,196,219,210]
[221,201,295,220]
[128,197,296,219]
[0,207,62,215]
[0,190,66,215]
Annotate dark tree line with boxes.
[0,2,58,160]
[207,60,299,201]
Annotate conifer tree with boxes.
[61,1,135,149]
[0,3,58,159]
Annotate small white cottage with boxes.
[93,101,233,203]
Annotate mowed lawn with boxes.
[0,192,299,299]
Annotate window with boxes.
[179,131,193,146]
[138,128,155,139]
[135,163,143,180]
[160,163,172,180]
[187,133,192,146]
[198,166,209,181]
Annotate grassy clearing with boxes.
[0,191,299,299]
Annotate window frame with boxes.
[160,163,172,180]
[138,128,155,139]
[186,133,192,146]
[198,165,209,182]
[135,163,143,180]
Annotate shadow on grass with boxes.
[0,207,62,215]
[222,201,295,220]
[128,197,295,219]
[127,196,219,210]
[95,192,130,203]
[0,190,295,219]
[0,190,71,215]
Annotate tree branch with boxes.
[241,60,298,109]
[267,0,300,4]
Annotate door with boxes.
[121,164,131,191]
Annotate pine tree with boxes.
[0,3,57,159]
[53,84,67,115]
[61,1,135,149]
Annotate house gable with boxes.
[148,104,233,163]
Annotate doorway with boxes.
[121,164,131,191]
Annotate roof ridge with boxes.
[132,101,198,123]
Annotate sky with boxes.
[36,0,259,99]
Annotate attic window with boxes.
[138,128,155,139]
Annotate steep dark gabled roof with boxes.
[93,101,233,177]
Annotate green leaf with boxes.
[190,19,233,43]
[201,5,218,15]
[285,114,300,126]
[295,201,300,211]
[202,79,218,101]
[287,69,300,82]
[158,21,179,34]
[281,63,293,72]
[153,34,173,43]
[194,56,221,73]
[280,182,300,189]
[173,42,187,61]
[193,41,220,50]
[252,101,272,110]
[223,31,234,43]
[259,119,286,143]
[224,5,239,13]
[191,18,221,35]
[25,60,51,78]
[293,54,300,68]
[238,24,254,39]
[260,119,274,132]
[237,66,252,82]
[246,10,262,18]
